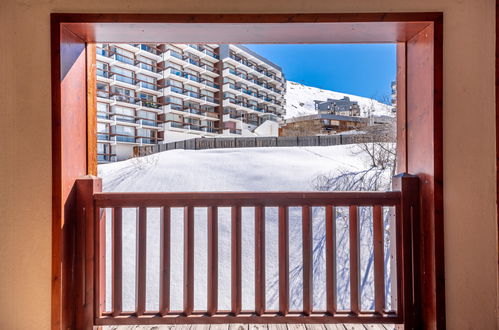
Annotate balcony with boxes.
[97,154,117,163]
[74,174,418,327]
[113,135,136,143]
[138,100,162,110]
[133,43,162,56]
[187,44,219,60]
[136,118,159,127]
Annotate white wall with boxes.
[254,120,279,136]
[115,144,135,161]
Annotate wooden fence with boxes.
[74,174,419,328]
[134,135,369,157]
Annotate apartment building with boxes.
[313,96,361,116]
[96,43,286,162]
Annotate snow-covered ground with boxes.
[285,81,395,119]
[98,145,395,314]
[99,146,370,192]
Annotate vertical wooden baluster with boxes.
[136,207,147,316]
[278,206,289,316]
[159,206,171,316]
[325,205,336,315]
[112,207,123,317]
[302,205,313,316]
[349,205,360,315]
[184,206,195,316]
[373,205,385,314]
[231,206,242,315]
[395,203,404,316]
[207,206,218,316]
[98,207,107,318]
[254,206,266,316]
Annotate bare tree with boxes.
[351,123,396,175]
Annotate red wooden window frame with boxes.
[51,13,443,330]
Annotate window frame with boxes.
[51,13,443,330]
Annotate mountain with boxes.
[284,81,395,119]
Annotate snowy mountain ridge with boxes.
[284,81,395,119]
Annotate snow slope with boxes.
[284,81,394,119]
[98,146,394,314]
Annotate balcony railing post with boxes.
[75,175,102,330]
[392,173,420,330]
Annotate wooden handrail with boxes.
[93,191,401,207]
[74,174,419,328]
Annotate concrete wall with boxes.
[254,120,279,136]
[0,1,497,329]
[115,144,135,161]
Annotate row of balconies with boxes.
[222,109,277,127]
[97,153,117,163]
[97,44,285,88]
[161,44,220,62]
[96,90,163,111]
[226,54,282,82]
[97,47,163,74]
[162,50,219,77]
[163,104,220,120]
[161,85,219,106]
[97,69,162,93]
[164,120,220,134]
[97,88,222,117]
[222,97,281,116]
[223,68,284,95]
[98,44,220,80]
[162,67,220,90]
[223,83,283,106]
[97,132,162,145]
[97,112,163,128]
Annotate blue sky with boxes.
[243,44,396,103]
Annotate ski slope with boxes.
[285,81,395,119]
[98,145,394,314]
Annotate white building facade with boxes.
[96,43,286,162]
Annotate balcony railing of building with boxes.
[224,83,282,106]
[225,68,283,95]
[164,119,220,133]
[98,70,162,92]
[131,43,163,56]
[163,67,220,89]
[97,131,163,144]
[96,89,162,110]
[187,44,220,59]
[224,97,266,113]
[227,54,281,81]
[97,46,163,73]
[97,153,117,163]
[183,56,219,74]
[74,174,419,328]
[165,103,220,119]
[163,85,219,105]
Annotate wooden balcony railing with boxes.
[74,174,419,329]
